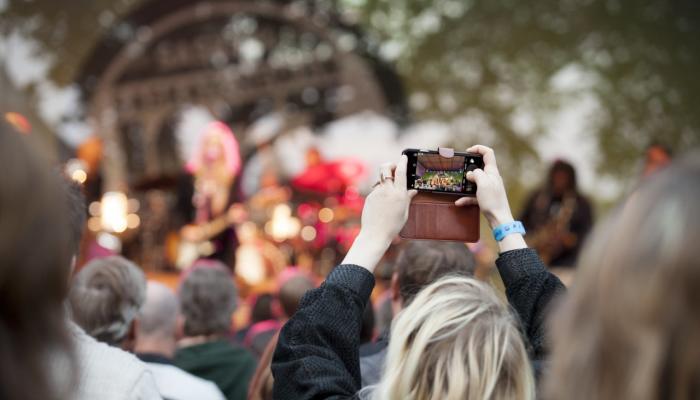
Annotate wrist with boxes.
[486,209,515,229]
[342,231,391,272]
[357,228,394,249]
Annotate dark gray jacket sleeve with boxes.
[496,248,566,361]
[272,265,374,400]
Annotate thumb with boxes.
[455,196,478,207]
[408,190,418,200]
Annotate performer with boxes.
[520,160,593,267]
[175,121,243,270]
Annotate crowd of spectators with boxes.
[1,121,698,400]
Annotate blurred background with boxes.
[1,0,699,289]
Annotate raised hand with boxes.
[342,155,417,271]
[455,145,514,229]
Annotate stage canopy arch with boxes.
[78,0,408,191]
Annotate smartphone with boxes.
[402,149,484,196]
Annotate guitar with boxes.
[167,204,246,270]
[526,194,577,265]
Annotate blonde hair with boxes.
[370,276,535,400]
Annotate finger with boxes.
[466,170,476,183]
[408,189,418,199]
[465,169,486,183]
[455,196,478,207]
[379,163,395,184]
[466,169,487,185]
[466,145,499,176]
[394,155,408,189]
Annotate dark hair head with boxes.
[250,293,275,323]
[546,151,700,400]
[278,275,315,318]
[179,264,237,337]
[62,179,86,257]
[360,303,375,344]
[69,256,146,346]
[548,159,577,192]
[395,240,475,305]
[0,124,76,400]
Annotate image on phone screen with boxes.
[414,153,466,193]
[404,150,483,196]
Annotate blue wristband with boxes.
[492,221,526,241]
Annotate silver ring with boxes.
[379,173,394,183]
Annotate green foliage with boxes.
[340,0,700,182]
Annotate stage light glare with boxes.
[301,226,317,241]
[128,199,141,213]
[65,158,89,184]
[89,201,101,216]
[235,245,266,285]
[97,232,122,253]
[71,169,87,184]
[126,213,140,229]
[318,207,334,223]
[87,217,102,232]
[100,191,129,233]
[269,204,301,241]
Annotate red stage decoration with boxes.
[291,158,367,195]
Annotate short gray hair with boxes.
[179,264,237,337]
[69,256,146,345]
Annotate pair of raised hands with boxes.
[359,145,515,245]
[344,144,527,274]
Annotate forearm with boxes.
[272,265,374,400]
[488,209,565,359]
[342,232,391,273]
[496,248,565,359]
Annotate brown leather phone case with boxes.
[400,193,480,242]
[399,148,480,242]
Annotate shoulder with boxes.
[177,340,256,367]
[146,363,225,400]
[70,323,158,399]
[360,347,388,388]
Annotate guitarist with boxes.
[520,159,593,267]
[175,121,244,270]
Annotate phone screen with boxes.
[404,149,484,196]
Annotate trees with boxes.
[2,0,699,186]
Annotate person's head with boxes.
[68,256,146,348]
[372,276,534,400]
[179,262,237,337]
[547,159,577,196]
[391,240,475,312]
[643,142,672,177]
[360,303,376,344]
[186,121,241,177]
[278,275,315,319]
[545,152,700,400]
[134,281,179,357]
[250,293,275,324]
[0,124,76,400]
